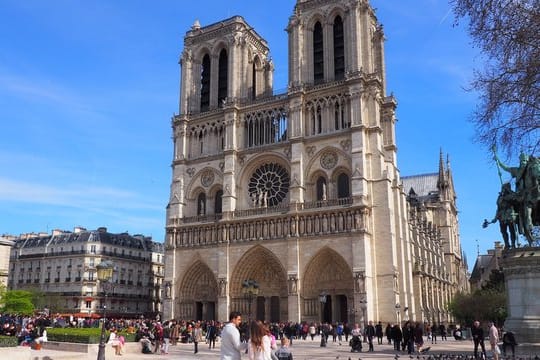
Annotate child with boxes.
[274,337,293,360]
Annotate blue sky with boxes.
[0,0,515,270]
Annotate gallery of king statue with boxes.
[484,149,540,248]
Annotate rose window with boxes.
[248,163,290,207]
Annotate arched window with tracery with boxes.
[316,177,327,201]
[313,21,324,84]
[252,61,257,100]
[337,173,350,198]
[214,190,223,214]
[197,193,206,215]
[218,49,228,107]
[200,54,211,112]
[333,15,345,80]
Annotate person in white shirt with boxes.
[221,312,247,360]
[248,320,272,360]
[489,321,500,360]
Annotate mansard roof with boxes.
[14,228,162,252]
[402,173,439,200]
[469,254,495,282]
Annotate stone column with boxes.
[501,248,540,345]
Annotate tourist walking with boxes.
[274,337,293,360]
[471,320,486,359]
[489,321,500,360]
[220,312,247,360]
[247,320,272,360]
[391,323,402,352]
[207,320,218,349]
[162,321,171,354]
[385,323,392,345]
[365,320,375,352]
[193,322,203,354]
[439,323,447,341]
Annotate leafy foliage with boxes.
[451,0,540,156]
[1,290,35,315]
[0,336,18,347]
[47,327,136,344]
[449,269,507,326]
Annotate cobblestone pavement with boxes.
[33,337,483,360]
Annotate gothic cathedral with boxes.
[163,0,469,324]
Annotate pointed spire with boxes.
[437,148,447,189]
[438,148,445,177]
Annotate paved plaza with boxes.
[32,336,507,360]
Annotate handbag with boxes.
[271,351,279,360]
[495,345,501,355]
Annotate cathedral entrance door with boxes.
[337,295,348,322]
[206,302,216,321]
[323,294,332,323]
[256,296,265,320]
[196,302,203,320]
[270,296,280,322]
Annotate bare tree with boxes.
[451,0,540,156]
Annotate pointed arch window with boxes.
[313,21,324,84]
[337,173,350,198]
[252,60,257,100]
[218,49,228,107]
[215,190,223,214]
[316,177,327,201]
[200,54,211,112]
[197,193,206,216]
[333,16,345,80]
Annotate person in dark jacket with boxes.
[365,321,376,352]
[375,321,383,345]
[391,324,403,351]
[275,337,294,360]
[471,320,486,359]
[206,320,217,349]
[502,330,517,357]
[385,323,393,345]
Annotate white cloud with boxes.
[0,177,162,212]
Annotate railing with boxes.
[232,204,289,218]
[177,198,353,224]
[181,214,222,224]
[302,197,353,209]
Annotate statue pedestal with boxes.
[501,247,540,345]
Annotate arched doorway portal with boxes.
[302,247,353,323]
[177,260,218,320]
[230,246,288,322]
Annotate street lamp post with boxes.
[319,291,327,347]
[96,260,114,360]
[242,279,259,322]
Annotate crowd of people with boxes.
[0,313,519,359]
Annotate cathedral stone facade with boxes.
[163,0,469,325]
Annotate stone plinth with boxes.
[501,247,540,345]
